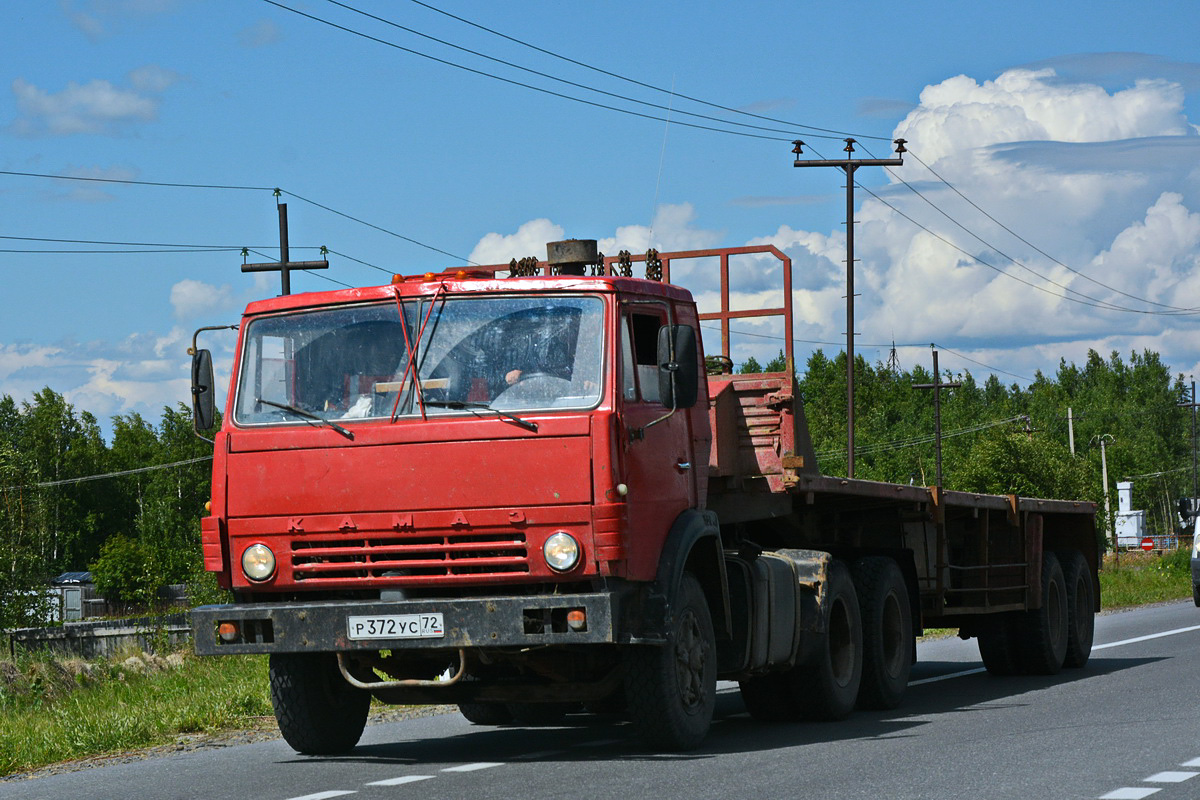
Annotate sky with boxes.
[4,0,1200,441]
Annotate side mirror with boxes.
[657,325,698,409]
[191,348,216,431]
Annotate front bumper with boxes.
[192,591,622,655]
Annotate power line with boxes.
[261,0,810,143]
[317,0,848,141]
[403,0,889,142]
[280,190,471,263]
[1,171,471,267]
[0,234,316,249]
[815,415,1025,461]
[699,323,1035,382]
[2,456,213,491]
[0,169,271,191]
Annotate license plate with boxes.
[347,613,444,640]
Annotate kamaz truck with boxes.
[190,240,1098,753]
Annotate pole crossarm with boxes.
[240,203,329,295]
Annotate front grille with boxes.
[291,531,529,584]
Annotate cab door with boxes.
[618,301,697,578]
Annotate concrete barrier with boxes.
[7,613,192,659]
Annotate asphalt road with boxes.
[6,601,1200,800]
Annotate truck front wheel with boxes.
[269,652,371,755]
[624,573,716,750]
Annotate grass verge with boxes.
[1099,548,1192,609]
[0,650,271,777]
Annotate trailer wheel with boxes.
[624,572,716,750]
[738,672,799,722]
[852,557,912,710]
[789,559,862,720]
[1017,551,1068,675]
[458,701,513,725]
[977,614,1022,675]
[1058,549,1095,669]
[269,652,370,755]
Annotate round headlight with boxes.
[242,543,276,582]
[543,532,580,572]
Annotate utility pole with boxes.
[241,202,330,295]
[913,350,961,489]
[1179,379,1198,499]
[1093,434,1115,555]
[1067,407,1075,456]
[794,137,906,478]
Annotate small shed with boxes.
[49,572,98,621]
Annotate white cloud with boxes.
[128,64,182,93]
[62,0,183,40]
[8,65,179,137]
[894,69,1193,169]
[467,204,721,270]
[239,19,281,48]
[170,279,236,321]
[598,203,722,254]
[468,218,565,266]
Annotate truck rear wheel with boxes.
[1058,549,1095,668]
[852,557,912,710]
[624,573,716,750]
[977,614,1022,675]
[789,559,862,720]
[1016,551,1068,675]
[269,652,370,755]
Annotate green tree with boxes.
[89,533,160,607]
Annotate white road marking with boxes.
[1144,771,1199,783]
[1099,788,1160,799]
[442,762,503,772]
[1182,757,1200,767]
[365,776,435,786]
[1092,624,1200,651]
[285,792,357,800]
[907,667,986,686]
[912,623,1200,687]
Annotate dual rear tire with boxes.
[977,549,1094,676]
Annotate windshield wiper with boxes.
[255,398,355,440]
[423,400,538,433]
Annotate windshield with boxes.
[234,295,605,426]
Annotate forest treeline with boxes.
[0,390,215,628]
[0,346,1194,628]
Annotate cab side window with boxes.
[620,308,667,404]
